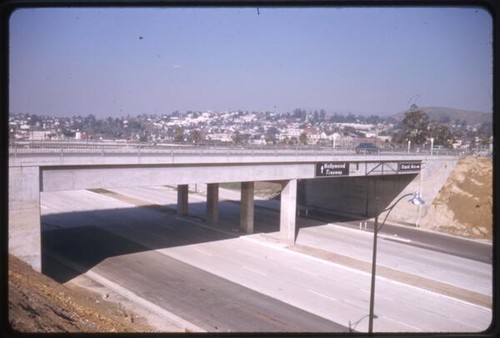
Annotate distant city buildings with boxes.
[8,109,492,154]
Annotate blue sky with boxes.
[9,6,492,117]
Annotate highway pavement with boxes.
[40,187,493,332]
[309,211,492,264]
[44,226,346,332]
[41,190,347,332]
[105,185,491,295]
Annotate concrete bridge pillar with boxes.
[206,183,219,225]
[9,166,41,272]
[240,182,255,234]
[280,179,297,245]
[177,184,189,216]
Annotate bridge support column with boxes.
[240,182,255,234]
[9,166,41,272]
[177,184,189,216]
[280,179,298,244]
[207,183,219,225]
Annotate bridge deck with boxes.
[9,147,438,167]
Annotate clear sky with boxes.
[9,6,493,117]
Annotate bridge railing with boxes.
[8,141,469,158]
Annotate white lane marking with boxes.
[306,288,337,302]
[242,265,268,277]
[377,315,423,331]
[194,247,213,256]
[292,265,318,277]
[379,234,412,243]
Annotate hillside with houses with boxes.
[9,106,492,154]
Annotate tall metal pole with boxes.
[368,211,379,333]
[366,192,422,333]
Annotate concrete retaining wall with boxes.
[302,158,457,226]
[301,174,417,219]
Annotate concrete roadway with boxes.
[41,190,347,332]
[40,188,492,332]
[105,186,492,297]
[216,187,492,264]
[309,211,492,264]
[43,226,345,332]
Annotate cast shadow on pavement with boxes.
[41,199,336,283]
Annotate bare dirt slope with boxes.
[420,156,493,240]
[7,254,154,333]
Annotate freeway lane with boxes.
[41,193,348,332]
[44,227,347,332]
[99,186,492,296]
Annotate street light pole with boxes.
[367,191,425,333]
[368,205,379,333]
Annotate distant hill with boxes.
[391,106,492,127]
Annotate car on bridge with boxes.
[355,142,380,154]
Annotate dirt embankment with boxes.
[420,156,493,240]
[7,254,154,333]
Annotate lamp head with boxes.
[409,191,425,206]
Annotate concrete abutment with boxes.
[9,166,42,272]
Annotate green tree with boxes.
[265,127,279,144]
[292,108,307,121]
[174,126,185,142]
[190,129,203,144]
[430,124,453,148]
[477,122,493,145]
[366,115,381,124]
[312,111,319,123]
[398,109,430,145]
[29,114,42,129]
[319,109,326,121]
[232,131,243,144]
[299,133,308,145]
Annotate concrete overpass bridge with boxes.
[8,146,456,272]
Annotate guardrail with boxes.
[8,142,467,159]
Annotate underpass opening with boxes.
[298,174,419,224]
